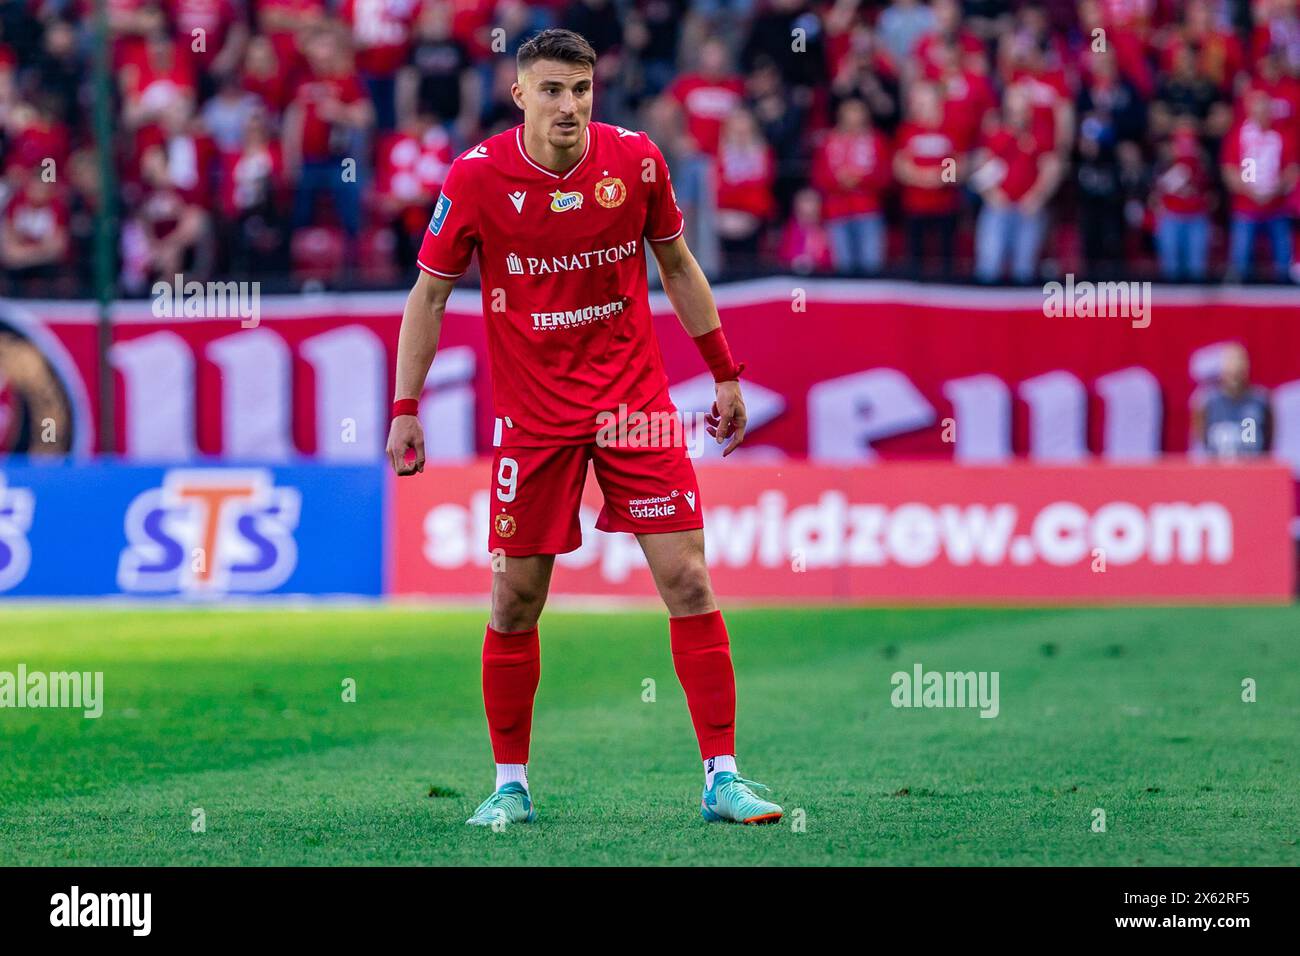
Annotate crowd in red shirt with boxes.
[2,0,1299,292]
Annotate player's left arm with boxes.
[650,235,747,456]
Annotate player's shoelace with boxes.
[717,776,777,814]
[471,788,524,820]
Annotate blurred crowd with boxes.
[1,0,1300,294]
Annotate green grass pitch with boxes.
[0,605,1296,866]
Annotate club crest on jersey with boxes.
[594,176,627,208]
[429,194,451,235]
[494,513,517,538]
[548,189,583,213]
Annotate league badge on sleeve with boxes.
[429,194,452,236]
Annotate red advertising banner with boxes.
[10,283,1300,473]
[390,460,1295,602]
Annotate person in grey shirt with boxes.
[1193,343,1272,459]
[877,0,937,71]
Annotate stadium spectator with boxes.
[124,143,214,290]
[399,1,476,135]
[827,21,901,132]
[1160,0,1246,97]
[217,105,287,276]
[340,0,420,132]
[812,97,891,274]
[877,0,936,74]
[1192,343,1272,459]
[714,107,776,270]
[740,0,827,96]
[373,109,451,272]
[1221,88,1299,281]
[665,38,744,157]
[1149,40,1229,143]
[971,84,1062,283]
[284,22,374,251]
[1152,120,1213,281]
[893,80,963,278]
[1076,48,1145,148]
[202,73,263,153]
[929,37,997,153]
[915,0,984,80]
[0,175,69,295]
[241,33,295,117]
[1074,114,1125,277]
[776,187,833,273]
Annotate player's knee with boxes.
[491,579,548,631]
[661,563,715,616]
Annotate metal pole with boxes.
[92,0,118,454]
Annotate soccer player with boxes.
[386,29,782,828]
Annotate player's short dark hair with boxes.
[516,29,597,73]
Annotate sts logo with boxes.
[0,474,34,592]
[117,469,301,595]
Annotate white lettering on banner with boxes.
[108,331,198,460]
[299,325,387,461]
[808,369,936,461]
[421,347,477,462]
[97,318,1300,467]
[1020,371,1088,462]
[942,374,1011,461]
[419,492,1234,583]
[207,330,293,460]
[1095,367,1162,462]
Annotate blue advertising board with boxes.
[0,464,384,597]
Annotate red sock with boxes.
[482,624,540,764]
[669,610,737,759]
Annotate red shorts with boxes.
[486,438,703,556]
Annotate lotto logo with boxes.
[117,469,301,595]
[0,474,34,592]
[548,190,583,212]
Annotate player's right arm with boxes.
[387,270,455,476]
[387,154,480,476]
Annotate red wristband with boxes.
[693,327,745,382]
[391,398,419,419]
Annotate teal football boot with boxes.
[465,782,536,827]
[701,772,783,825]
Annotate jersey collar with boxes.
[515,124,592,181]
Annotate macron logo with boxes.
[464,144,488,159]
[508,191,526,213]
[685,491,696,512]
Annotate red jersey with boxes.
[715,141,775,219]
[339,0,419,76]
[292,72,368,160]
[811,129,891,219]
[1221,119,1298,218]
[1154,146,1210,216]
[978,125,1049,202]
[168,0,238,69]
[417,121,685,446]
[4,184,69,247]
[895,120,963,215]
[667,74,746,156]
